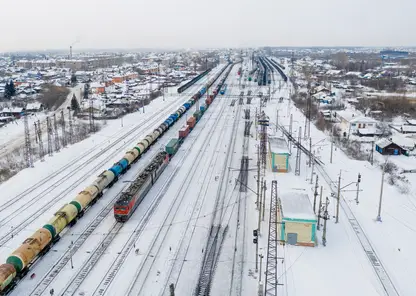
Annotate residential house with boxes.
[26,102,44,113]
[334,110,378,135]
[90,82,106,94]
[375,138,408,156]
[0,107,25,119]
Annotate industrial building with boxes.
[278,192,317,247]
[269,137,290,172]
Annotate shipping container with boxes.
[200,105,206,113]
[179,125,190,139]
[187,116,196,128]
[165,138,180,155]
[205,98,212,105]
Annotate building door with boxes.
[287,233,298,245]
[394,149,398,155]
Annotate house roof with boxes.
[349,116,378,124]
[280,192,316,221]
[401,125,416,132]
[269,137,289,154]
[376,138,392,149]
[357,128,383,135]
[26,102,42,110]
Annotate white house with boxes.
[335,110,378,135]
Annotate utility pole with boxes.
[330,128,334,164]
[257,144,260,209]
[313,175,319,213]
[53,113,60,152]
[310,153,315,185]
[259,177,263,220]
[23,114,34,168]
[308,138,312,167]
[275,109,278,132]
[370,141,374,165]
[36,120,45,162]
[317,186,323,231]
[259,254,264,283]
[262,180,266,221]
[335,170,341,223]
[46,117,53,156]
[322,197,329,246]
[61,110,67,148]
[289,114,293,154]
[377,162,386,222]
[355,173,361,205]
[295,127,301,176]
[68,109,74,145]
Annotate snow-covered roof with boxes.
[350,116,378,124]
[376,138,393,149]
[357,128,382,135]
[401,125,416,133]
[280,192,316,221]
[26,102,42,110]
[269,137,289,154]
[406,119,416,125]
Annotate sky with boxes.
[0,0,415,52]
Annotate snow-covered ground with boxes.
[2,58,415,296]
[0,65,225,296]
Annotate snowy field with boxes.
[1,58,414,296]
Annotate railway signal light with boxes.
[253,229,258,237]
[358,173,361,183]
[253,238,258,244]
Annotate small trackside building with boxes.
[269,137,290,173]
[278,192,317,247]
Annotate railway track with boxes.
[229,114,250,296]
[125,86,232,296]
[158,96,236,295]
[50,71,230,296]
[24,74,226,296]
[195,81,243,296]
[0,103,191,246]
[0,72,221,245]
[279,123,400,296]
[0,72,218,214]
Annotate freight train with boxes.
[0,63,231,295]
[177,68,211,94]
[114,63,235,222]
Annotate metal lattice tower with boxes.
[23,114,34,168]
[36,120,45,162]
[53,113,61,152]
[61,110,67,148]
[46,117,53,156]
[295,127,302,176]
[264,180,280,295]
[68,109,74,145]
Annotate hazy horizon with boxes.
[1,0,414,52]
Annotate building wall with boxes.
[280,219,316,247]
[271,153,289,172]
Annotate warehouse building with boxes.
[278,192,317,247]
[269,137,290,173]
